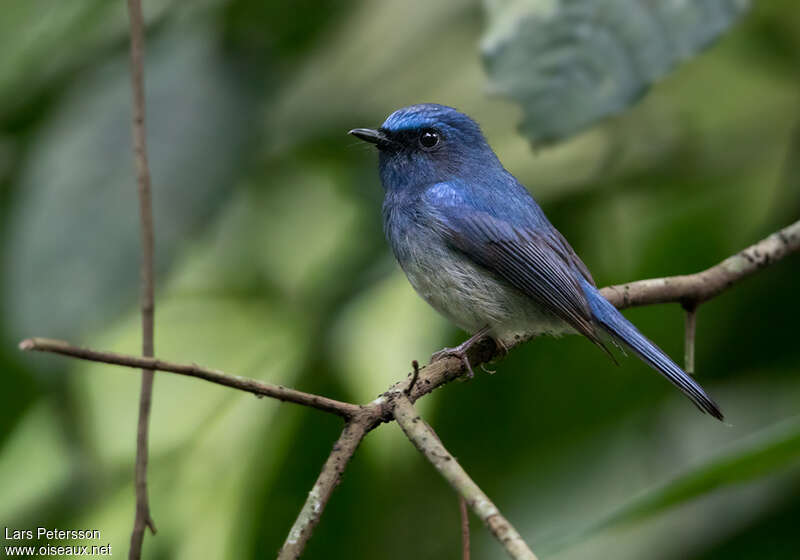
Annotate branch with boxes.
[600,219,800,309]
[277,420,369,559]
[460,496,471,560]
[683,304,697,374]
[274,218,800,558]
[393,395,537,560]
[18,338,361,419]
[18,219,800,558]
[272,354,497,560]
[126,0,157,556]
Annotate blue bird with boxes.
[350,103,722,420]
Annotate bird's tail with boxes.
[581,281,723,420]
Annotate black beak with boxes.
[348,128,386,145]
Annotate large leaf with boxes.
[591,416,800,529]
[482,0,750,143]
[0,402,73,520]
[68,295,307,558]
[0,0,177,122]
[3,23,257,343]
[543,415,800,556]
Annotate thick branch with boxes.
[600,219,800,309]
[393,395,537,560]
[126,0,157,556]
[277,420,368,559]
[18,338,360,419]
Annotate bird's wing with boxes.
[432,203,603,345]
[551,227,595,287]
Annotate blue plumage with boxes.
[350,104,722,420]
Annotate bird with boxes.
[349,103,723,420]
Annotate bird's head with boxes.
[349,104,500,191]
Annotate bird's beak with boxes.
[348,128,386,146]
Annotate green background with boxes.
[1,1,799,558]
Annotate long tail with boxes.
[581,281,723,420]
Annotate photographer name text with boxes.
[3,528,111,557]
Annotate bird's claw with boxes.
[494,337,510,358]
[431,347,475,380]
[430,327,493,380]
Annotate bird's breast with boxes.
[382,196,569,342]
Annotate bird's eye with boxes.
[419,129,440,149]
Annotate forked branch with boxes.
[19,218,800,560]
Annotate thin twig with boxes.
[460,496,471,560]
[126,0,156,556]
[18,338,361,419]
[601,219,800,309]
[406,359,420,396]
[683,304,697,375]
[393,394,537,560]
[277,420,369,559]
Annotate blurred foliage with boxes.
[482,0,750,143]
[0,0,799,559]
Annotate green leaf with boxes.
[482,0,750,143]
[562,416,800,547]
[0,0,177,122]
[3,23,257,342]
[0,402,73,521]
[67,292,308,555]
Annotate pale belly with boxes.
[395,235,572,346]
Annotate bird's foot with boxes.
[494,337,510,358]
[431,345,476,379]
[430,326,492,380]
[478,337,509,374]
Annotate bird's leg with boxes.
[431,326,492,379]
[494,337,510,357]
[480,337,510,374]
